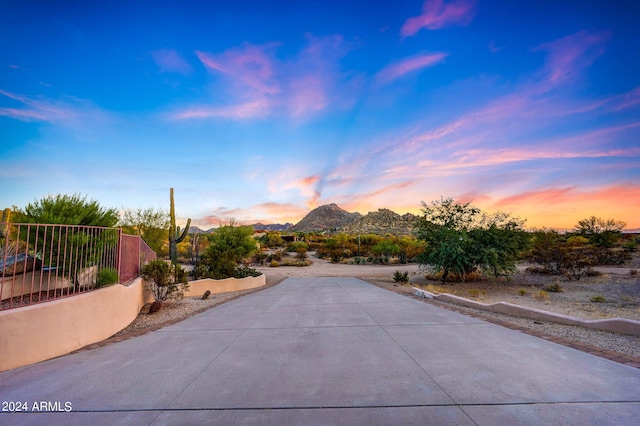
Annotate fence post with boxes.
[117,228,123,284]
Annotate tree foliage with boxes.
[414,198,528,283]
[196,225,259,279]
[574,216,626,248]
[11,194,119,289]
[259,232,285,248]
[526,228,630,278]
[13,193,119,226]
[119,207,169,255]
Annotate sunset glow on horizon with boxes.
[1,1,639,230]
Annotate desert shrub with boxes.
[141,260,188,302]
[281,259,312,267]
[526,230,602,280]
[372,240,400,257]
[95,268,119,288]
[233,266,261,278]
[526,266,553,275]
[544,282,564,293]
[425,270,482,283]
[270,260,280,267]
[594,248,631,265]
[199,225,258,279]
[535,290,549,301]
[259,232,285,248]
[252,251,268,265]
[517,288,527,296]
[590,295,606,303]
[468,289,479,297]
[266,250,284,262]
[393,270,409,283]
[289,241,309,260]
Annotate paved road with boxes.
[1,277,639,425]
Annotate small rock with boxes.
[149,301,162,314]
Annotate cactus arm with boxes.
[168,188,191,264]
[176,219,191,243]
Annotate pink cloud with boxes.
[376,52,448,85]
[282,174,322,209]
[196,44,279,95]
[171,98,272,120]
[173,36,358,121]
[198,202,308,226]
[287,75,329,117]
[0,89,109,128]
[151,49,192,74]
[401,0,477,37]
[534,30,611,89]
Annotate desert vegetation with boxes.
[4,193,636,291]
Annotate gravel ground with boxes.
[433,299,640,359]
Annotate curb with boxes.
[412,287,640,337]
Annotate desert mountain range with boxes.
[189,204,417,235]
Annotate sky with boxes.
[1,0,639,230]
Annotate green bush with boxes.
[95,268,119,288]
[141,260,189,302]
[544,282,564,293]
[393,270,409,283]
[198,225,258,279]
[233,266,261,278]
[590,295,606,303]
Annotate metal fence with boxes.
[1,223,156,310]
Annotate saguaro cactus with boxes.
[169,188,191,264]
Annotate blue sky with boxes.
[1,0,639,229]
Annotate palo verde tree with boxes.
[414,198,528,284]
[12,194,120,289]
[196,225,259,279]
[119,207,170,255]
[574,216,626,248]
[13,193,119,227]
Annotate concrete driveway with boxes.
[1,277,639,425]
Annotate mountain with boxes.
[342,208,418,236]
[188,226,215,234]
[291,203,362,232]
[251,222,293,231]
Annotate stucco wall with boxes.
[185,274,266,297]
[0,274,265,372]
[0,278,148,372]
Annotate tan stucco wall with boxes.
[0,278,148,372]
[185,274,266,297]
[0,274,265,372]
